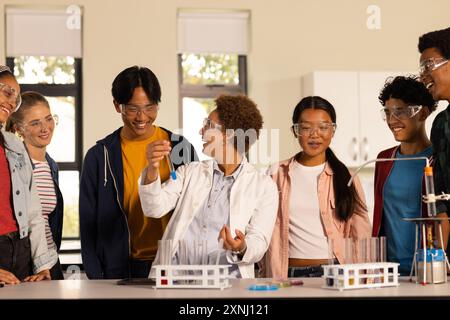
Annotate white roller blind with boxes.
[6,7,82,57]
[177,11,249,54]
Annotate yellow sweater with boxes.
[121,126,171,260]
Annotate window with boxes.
[179,53,247,159]
[177,10,249,159]
[6,7,83,240]
[6,56,82,239]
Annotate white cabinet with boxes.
[302,71,411,168]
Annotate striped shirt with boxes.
[32,159,57,251]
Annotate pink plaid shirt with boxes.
[259,157,371,279]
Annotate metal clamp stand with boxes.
[405,216,450,285]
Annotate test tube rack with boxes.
[153,264,232,290]
[322,262,399,291]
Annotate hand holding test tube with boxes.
[144,140,172,183]
[166,154,176,180]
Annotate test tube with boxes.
[358,238,368,263]
[178,240,187,265]
[379,236,386,283]
[168,239,173,265]
[327,238,335,265]
[201,240,207,265]
[326,238,334,287]
[158,239,172,278]
[178,240,189,284]
[371,237,380,283]
[379,237,386,262]
[192,240,198,265]
[158,240,165,265]
[216,239,224,265]
[358,238,368,284]
[166,155,177,180]
[345,238,355,286]
[370,238,379,263]
[424,166,437,217]
[344,238,354,264]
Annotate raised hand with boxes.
[144,140,171,184]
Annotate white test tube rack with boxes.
[153,264,232,290]
[322,262,399,291]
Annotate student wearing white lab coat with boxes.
[138,95,278,278]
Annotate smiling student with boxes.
[418,27,450,257]
[0,66,57,284]
[261,96,371,279]
[6,91,64,280]
[373,75,448,275]
[79,66,197,279]
[138,95,278,278]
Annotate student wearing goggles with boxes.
[373,75,447,275]
[418,28,450,258]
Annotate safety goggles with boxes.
[419,57,448,77]
[292,122,336,137]
[0,82,21,111]
[120,103,159,116]
[380,105,422,121]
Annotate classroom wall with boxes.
[1,0,449,162]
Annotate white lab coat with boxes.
[138,158,279,278]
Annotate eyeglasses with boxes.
[419,57,448,77]
[22,114,59,131]
[202,118,222,131]
[292,122,336,137]
[380,105,422,121]
[120,103,159,116]
[0,83,21,111]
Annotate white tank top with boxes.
[288,161,329,259]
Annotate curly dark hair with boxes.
[378,75,437,112]
[215,95,263,153]
[418,27,450,59]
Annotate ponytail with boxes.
[326,148,364,221]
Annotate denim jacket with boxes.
[2,128,58,273]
